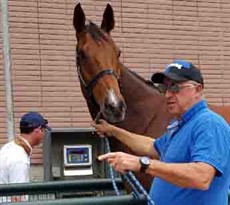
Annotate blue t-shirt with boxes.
[150,100,230,205]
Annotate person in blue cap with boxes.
[0,112,50,202]
[92,59,230,205]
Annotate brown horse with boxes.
[73,3,230,191]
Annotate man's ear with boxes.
[34,127,41,133]
[195,84,203,98]
[197,84,203,92]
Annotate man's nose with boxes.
[165,89,173,98]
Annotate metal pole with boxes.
[0,178,124,195]
[6,195,147,205]
[1,0,15,141]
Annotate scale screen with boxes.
[63,145,92,167]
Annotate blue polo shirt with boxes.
[150,100,230,205]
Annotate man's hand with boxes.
[98,152,141,174]
[91,119,115,137]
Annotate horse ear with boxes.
[73,3,86,34]
[101,4,115,33]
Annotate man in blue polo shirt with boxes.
[92,59,230,205]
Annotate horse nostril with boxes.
[119,100,126,111]
[104,99,116,111]
[104,97,125,113]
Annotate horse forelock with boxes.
[84,21,108,42]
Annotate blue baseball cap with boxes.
[20,112,50,130]
[151,59,204,85]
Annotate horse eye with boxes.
[76,55,80,66]
[78,49,84,58]
[77,49,89,62]
[118,50,121,58]
[76,48,80,66]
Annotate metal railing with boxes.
[4,195,146,205]
[0,178,123,196]
[0,178,146,204]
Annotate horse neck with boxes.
[117,63,169,135]
[119,65,159,99]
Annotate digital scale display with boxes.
[63,145,92,167]
[68,149,88,163]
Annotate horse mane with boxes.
[127,69,147,83]
[120,64,161,97]
[126,68,161,91]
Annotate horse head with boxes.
[73,3,126,123]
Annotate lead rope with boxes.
[94,112,155,205]
[104,137,121,196]
[95,112,121,196]
[126,171,155,205]
[104,136,143,198]
[106,136,155,205]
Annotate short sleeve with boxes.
[154,134,168,157]
[191,118,230,175]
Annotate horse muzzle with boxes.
[101,95,126,123]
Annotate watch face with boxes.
[141,156,150,166]
[140,156,150,173]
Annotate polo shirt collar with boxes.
[179,99,207,126]
[167,99,207,137]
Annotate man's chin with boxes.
[167,106,177,115]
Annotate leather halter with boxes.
[77,66,119,96]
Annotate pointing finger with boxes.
[97,152,117,161]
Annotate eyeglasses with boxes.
[38,125,51,132]
[156,83,200,94]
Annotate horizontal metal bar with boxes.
[6,194,147,205]
[0,178,123,196]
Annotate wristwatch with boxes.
[139,156,151,173]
